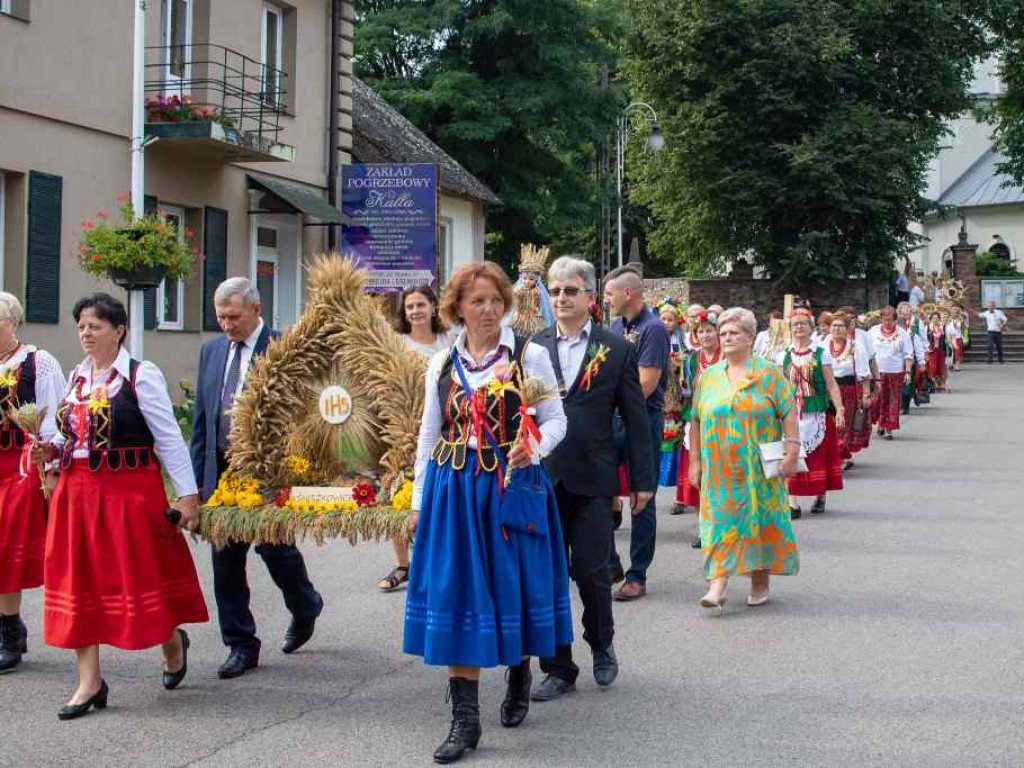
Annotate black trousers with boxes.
[211,453,322,656]
[987,331,1004,363]
[540,484,615,684]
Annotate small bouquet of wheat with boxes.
[499,369,557,487]
[10,403,51,500]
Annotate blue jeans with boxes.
[609,410,663,585]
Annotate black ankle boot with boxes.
[500,659,532,728]
[434,677,482,764]
[0,614,27,674]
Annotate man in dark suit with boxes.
[191,277,323,680]
[529,256,654,701]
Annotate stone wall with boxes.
[643,262,888,320]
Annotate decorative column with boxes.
[950,223,981,310]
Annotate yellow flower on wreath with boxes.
[391,480,414,511]
[284,497,358,514]
[284,454,314,483]
[206,469,263,508]
[0,367,17,390]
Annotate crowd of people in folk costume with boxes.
[0,250,1001,763]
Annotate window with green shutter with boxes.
[25,171,62,324]
[203,206,228,331]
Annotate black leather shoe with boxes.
[58,680,109,721]
[281,614,317,654]
[500,659,531,728]
[608,565,625,585]
[163,629,190,690]
[529,674,575,702]
[0,614,27,674]
[811,497,826,515]
[218,649,258,679]
[592,644,619,687]
[691,537,702,549]
[790,506,802,520]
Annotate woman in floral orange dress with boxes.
[688,308,801,609]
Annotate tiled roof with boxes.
[351,78,502,206]
[936,147,1024,209]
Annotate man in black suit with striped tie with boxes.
[191,277,323,680]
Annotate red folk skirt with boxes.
[926,347,947,381]
[44,458,208,650]
[877,372,903,431]
[0,446,46,593]
[953,338,964,365]
[836,385,860,460]
[675,445,700,508]
[787,412,844,497]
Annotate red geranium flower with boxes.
[352,483,377,507]
[274,486,291,507]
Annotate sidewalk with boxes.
[7,363,1024,767]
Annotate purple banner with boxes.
[340,163,439,292]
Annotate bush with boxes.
[976,251,1023,277]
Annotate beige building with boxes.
[0,0,356,388]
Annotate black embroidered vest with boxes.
[56,359,156,470]
[0,352,37,451]
[430,335,529,473]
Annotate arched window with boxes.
[989,242,1012,262]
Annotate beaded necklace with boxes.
[696,346,721,375]
[457,345,508,374]
[829,337,851,362]
[74,366,119,414]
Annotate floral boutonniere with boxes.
[87,384,110,415]
[579,343,610,391]
[0,367,16,390]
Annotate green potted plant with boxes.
[78,195,197,289]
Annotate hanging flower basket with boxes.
[109,264,168,290]
[77,196,198,285]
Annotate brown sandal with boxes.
[378,566,409,592]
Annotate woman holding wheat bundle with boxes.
[404,262,571,764]
[0,291,64,674]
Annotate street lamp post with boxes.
[616,102,665,269]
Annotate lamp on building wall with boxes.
[617,102,665,268]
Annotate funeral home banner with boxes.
[340,163,440,291]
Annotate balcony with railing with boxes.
[144,43,295,163]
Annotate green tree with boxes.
[982,3,1024,185]
[623,0,994,285]
[355,0,622,273]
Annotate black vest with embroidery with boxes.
[430,335,528,473]
[56,359,157,470]
[0,352,37,450]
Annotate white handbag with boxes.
[758,441,808,479]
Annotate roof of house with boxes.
[351,78,502,206]
[936,147,1024,209]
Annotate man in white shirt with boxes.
[979,300,1008,364]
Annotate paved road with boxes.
[7,364,1024,767]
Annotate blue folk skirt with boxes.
[403,454,573,668]
[658,447,679,487]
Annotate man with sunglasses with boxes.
[529,256,654,702]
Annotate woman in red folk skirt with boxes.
[926,311,949,392]
[826,312,872,470]
[0,292,66,674]
[36,293,207,721]
[674,311,720,548]
[869,308,915,440]
[779,310,845,517]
